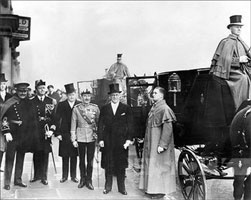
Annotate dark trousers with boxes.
[62,156,77,179]
[78,142,95,183]
[0,151,3,169]
[233,166,251,200]
[33,151,49,181]
[105,168,126,192]
[4,141,25,186]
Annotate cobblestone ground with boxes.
[0,138,235,200]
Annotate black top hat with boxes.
[0,73,8,82]
[108,83,122,94]
[35,79,46,88]
[14,82,30,91]
[117,54,123,59]
[64,83,76,94]
[81,89,91,96]
[227,15,243,29]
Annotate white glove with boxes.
[57,135,62,141]
[123,140,131,149]
[72,141,78,148]
[45,130,54,138]
[99,140,104,148]
[157,146,164,154]
[5,133,13,142]
[239,55,249,63]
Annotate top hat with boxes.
[14,82,30,91]
[108,83,122,94]
[227,15,243,29]
[64,83,76,94]
[35,79,46,88]
[117,54,123,59]
[47,85,54,89]
[0,73,8,82]
[81,89,91,96]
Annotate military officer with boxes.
[30,80,56,185]
[71,89,100,190]
[0,73,12,172]
[1,82,32,190]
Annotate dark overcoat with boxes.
[0,93,12,152]
[1,96,34,152]
[98,102,133,171]
[55,100,81,157]
[30,96,56,153]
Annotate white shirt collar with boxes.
[68,101,75,108]
[111,102,119,115]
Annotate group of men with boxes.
[0,70,133,196]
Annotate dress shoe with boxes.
[41,180,48,185]
[71,177,78,183]
[60,178,67,183]
[119,190,127,195]
[78,181,85,188]
[86,182,94,190]
[30,178,40,182]
[4,185,10,190]
[14,182,27,188]
[103,189,111,194]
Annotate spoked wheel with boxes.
[178,149,207,200]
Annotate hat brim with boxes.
[108,91,122,94]
[227,23,244,29]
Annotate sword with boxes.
[95,143,100,188]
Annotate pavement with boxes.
[0,137,236,200]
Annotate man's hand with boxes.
[57,135,62,141]
[5,133,13,142]
[72,141,78,148]
[239,55,249,63]
[99,140,104,148]
[157,146,164,154]
[123,140,131,149]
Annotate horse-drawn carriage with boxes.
[126,68,250,200]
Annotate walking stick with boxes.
[95,144,100,188]
[50,144,57,174]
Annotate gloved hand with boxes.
[57,135,62,141]
[123,140,131,149]
[72,141,78,148]
[99,140,104,148]
[157,146,164,154]
[239,55,249,63]
[45,130,54,138]
[5,133,13,142]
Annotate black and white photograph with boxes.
[0,1,250,199]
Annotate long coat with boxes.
[0,93,12,152]
[30,96,56,153]
[55,100,81,157]
[98,102,133,171]
[139,100,176,194]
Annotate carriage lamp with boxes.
[168,73,181,106]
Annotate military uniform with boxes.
[71,102,100,187]
[1,83,33,190]
[30,95,56,183]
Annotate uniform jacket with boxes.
[71,103,100,143]
[0,92,12,152]
[107,62,130,80]
[209,34,251,79]
[55,99,81,157]
[30,95,56,153]
[139,100,176,194]
[1,95,34,152]
[98,102,133,171]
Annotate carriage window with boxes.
[126,76,157,107]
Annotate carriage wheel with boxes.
[178,149,207,200]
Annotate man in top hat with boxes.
[98,83,133,195]
[70,89,100,190]
[30,80,56,185]
[107,54,131,103]
[54,83,81,184]
[210,15,251,111]
[1,82,33,190]
[0,73,12,172]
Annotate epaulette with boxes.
[90,103,98,107]
[74,103,82,108]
